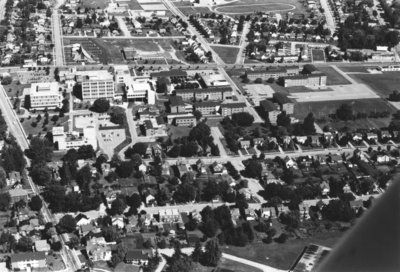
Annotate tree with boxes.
[202,218,220,238]
[168,243,193,272]
[275,233,288,243]
[17,236,33,252]
[191,240,203,262]
[116,161,134,178]
[125,142,148,157]
[173,183,197,203]
[231,112,254,127]
[203,238,221,267]
[110,196,127,215]
[188,122,211,143]
[277,111,291,128]
[77,145,95,160]
[25,137,53,165]
[242,159,262,178]
[127,193,142,209]
[109,107,125,125]
[58,214,77,233]
[90,99,110,113]
[193,110,202,121]
[336,104,353,121]
[28,195,43,212]
[156,77,170,93]
[0,167,6,189]
[235,193,249,210]
[303,113,316,134]
[30,165,52,186]
[0,192,11,211]
[102,226,120,242]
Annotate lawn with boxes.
[168,125,191,140]
[212,0,306,14]
[311,49,325,62]
[337,66,370,73]
[178,6,213,15]
[211,46,240,64]
[317,66,351,85]
[349,72,400,97]
[81,0,110,8]
[294,98,395,120]
[223,230,343,270]
[3,81,29,98]
[192,258,263,272]
[22,114,69,137]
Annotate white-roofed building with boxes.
[29,82,62,110]
[76,70,115,101]
[52,126,97,150]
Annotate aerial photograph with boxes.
[0,0,398,271]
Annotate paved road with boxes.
[320,0,336,35]
[63,35,186,39]
[162,0,225,65]
[0,85,78,272]
[52,9,65,66]
[236,21,250,64]
[115,16,132,37]
[211,126,228,157]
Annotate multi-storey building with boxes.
[273,93,295,115]
[282,74,327,88]
[76,70,115,101]
[29,82,62,110]
[167,113,197,126]
[260,99,281,124]
[220,102,247,117]
[246,66,299,80]
[175,87,232,101]
[193,101,220,115]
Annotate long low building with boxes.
[220,102,246,117]
[175,87,233,101]
[246,66,299,80]
[282,73,327,88]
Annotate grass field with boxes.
[22,114,69,137]
[311,49,325,62]
[317,66,351,85]
[211,46,240,64]
[81,0,109,8]
[349,72,400,97]
[337,66,371,73]
[178,6,213,15]
[223,230,343,270]
[212,0,305,14]
[294,98,394,119]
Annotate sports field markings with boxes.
[214,3,296,14]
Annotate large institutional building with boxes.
[29,82,62,110]
[76,70,115,101]
[52,126,97,150]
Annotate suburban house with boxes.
[125,250,150,265]
[11,252,47,270]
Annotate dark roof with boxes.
[302,64,318,74]
[156,116,165,125]
[175,86,232,94]
[169,96,185,107]
[220,102,246,109]
[193,101,221,108]
[260,100,278,112]
[11,252,46,263]
[150,69,187,78]
[75,213,89,222]
[273,92,294,104]
[144,120,153,129]
[125,250,149,260]
[174,115,196,120]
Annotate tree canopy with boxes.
[90,99,110,113]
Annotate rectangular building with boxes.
[193,101,220,115]
[273,93,294,115]
[52,126,98,151]
[30,82,62,110]
[246,66,299,80]
[77,70,115,101]
[11,252,47,271]
[283,74,327,88]
[167,113,196,126]
[220,102,246,117]
[175,87,232,101]
[260,99,281,124]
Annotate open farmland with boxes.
[211,45,240,64]
[317,66,351,85]
[349,72,400,97]
[212,0,305,14]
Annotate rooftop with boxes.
[11,252,46,263]
[150,69,187,78]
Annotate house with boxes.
[11,252,47,270]
[112,216,125,229]
[377,155,391,163]
[7,171,21,186]
[86,237,112,261]
[353,133,363,141]
[284,156,297,168]
[75,214,91,226]
[9,188,32,204]
[350,199,364,211]
[240,140,251,149]
[343,183,352,194]
[366,132,378,141]
[320,180,330,195]
[253,138,264,146]
[125,250,149,265]
[34,240,51,252]
[211,161,225,174]
[238,188,252,200]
